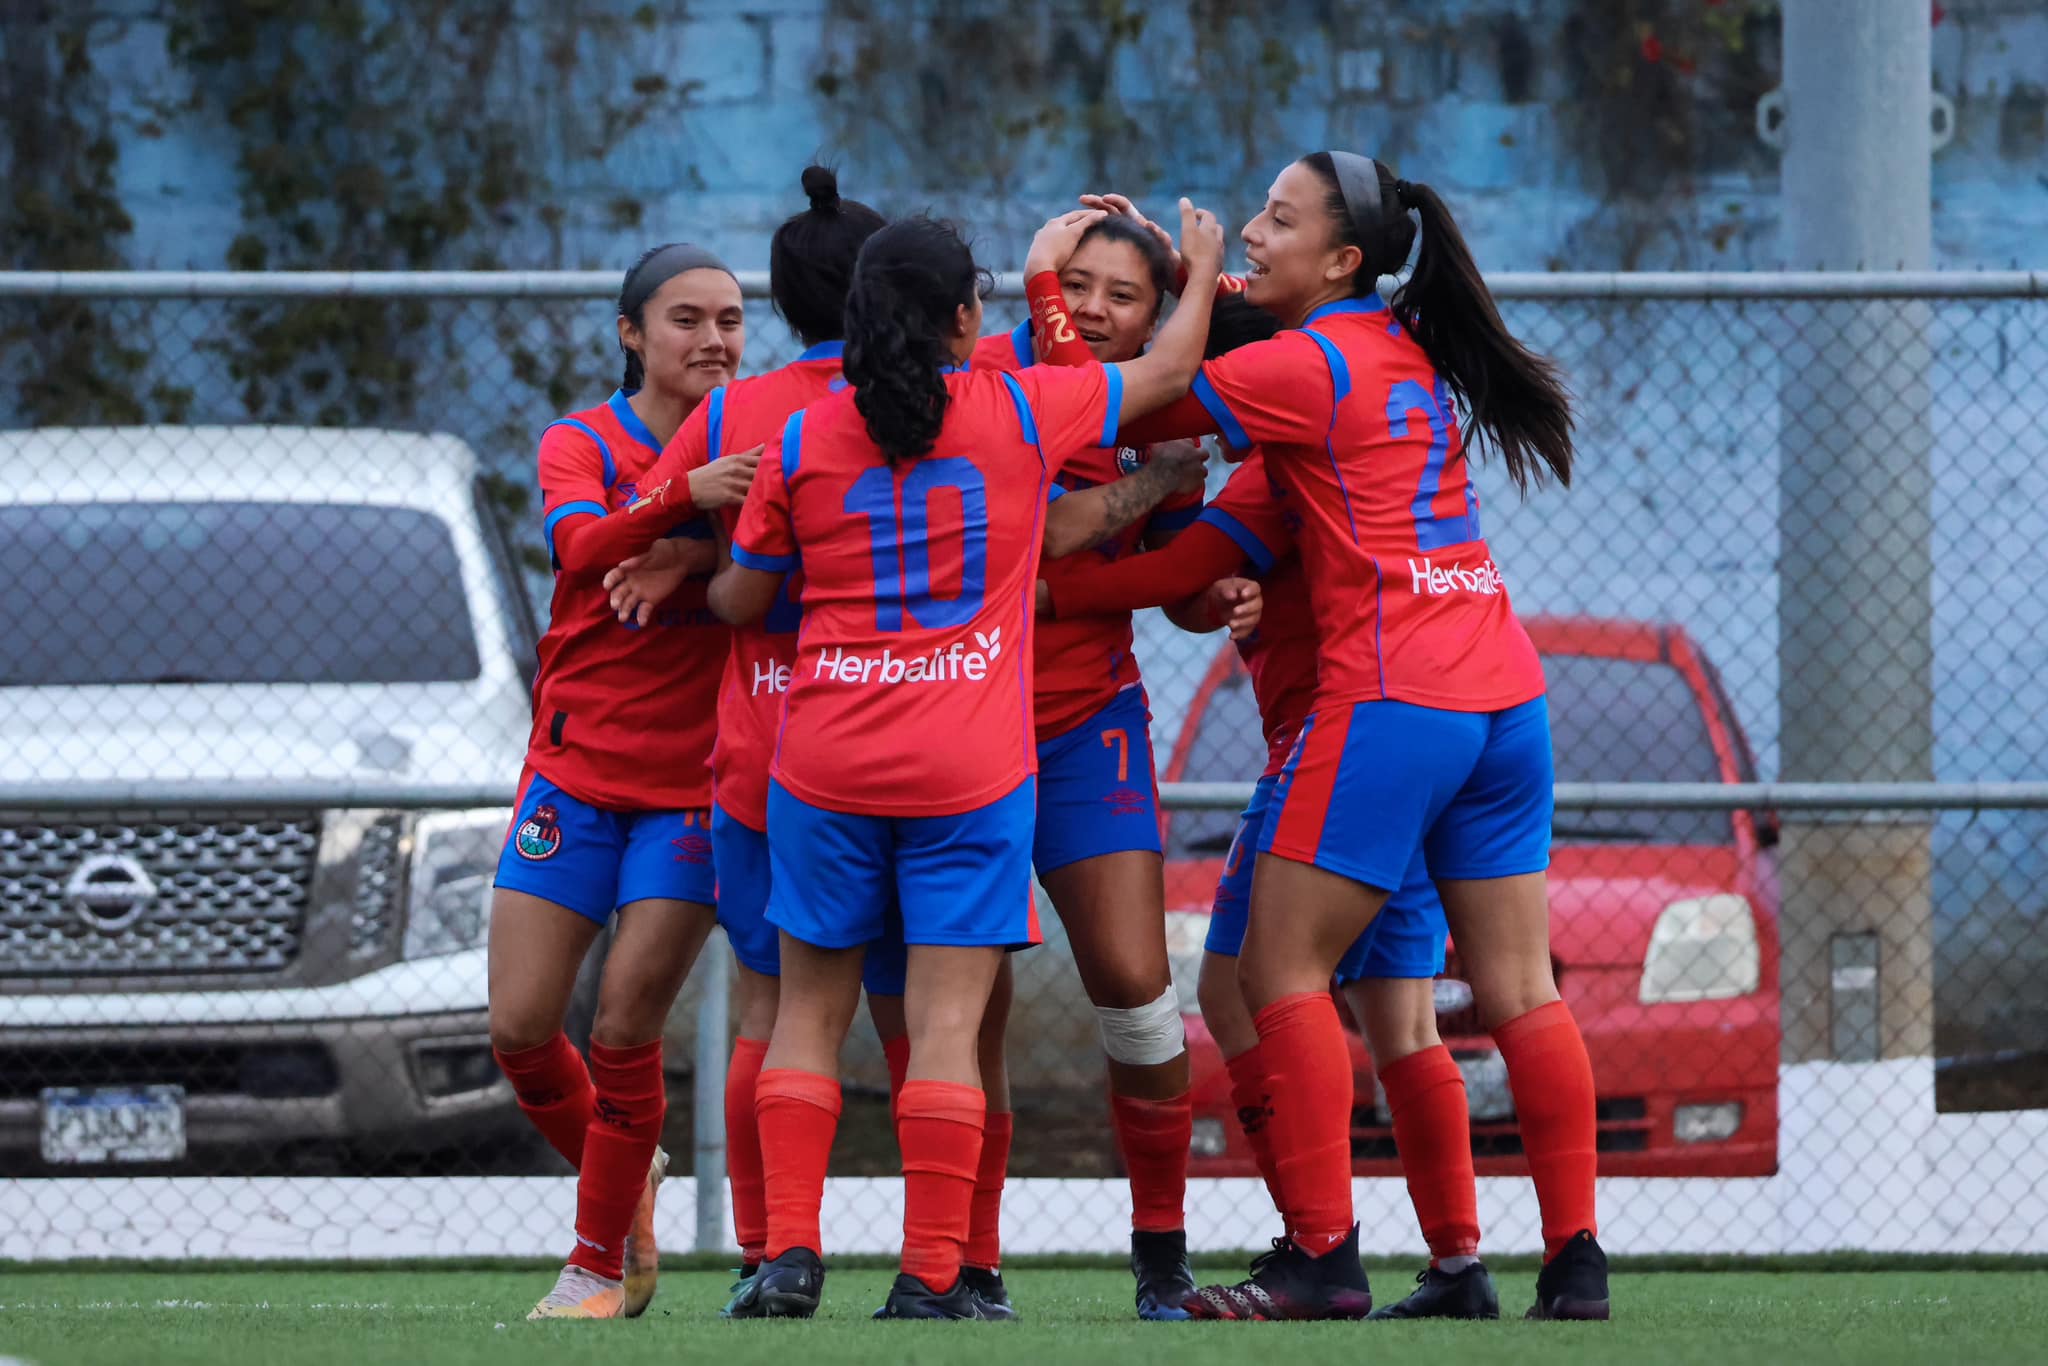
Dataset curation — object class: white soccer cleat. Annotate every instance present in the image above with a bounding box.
[527,1263,626,1320]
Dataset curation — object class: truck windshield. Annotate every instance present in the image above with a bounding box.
[0,502,482,685]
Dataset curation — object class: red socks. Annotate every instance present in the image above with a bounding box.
[1378,1045,1481,1262]
[567,1038,666,1281]
[1253,992,1355,1255]
[965,1109,1014,1270]
[1493,1001,1599,1260]
[725,1036,771,1262]
[756,1068,843,1259]
[882,1033,912,1115]
[1224,1044,1288,1232]
[494,1033,593,1169]
[1109,1091,1192,1233]
[897,1079,986,1292]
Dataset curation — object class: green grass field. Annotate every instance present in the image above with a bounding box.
[1,1264,2041,1366]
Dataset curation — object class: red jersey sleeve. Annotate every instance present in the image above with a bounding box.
[971,317,1038,373]
[1196,449,1296,572]
[1043,519,1248,619]
[730,419,797,573]
[1190,331,1337,452]
[538,422,616,575]
[1016,362,1120,469]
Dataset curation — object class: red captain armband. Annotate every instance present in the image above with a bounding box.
[1026,271,1094,368]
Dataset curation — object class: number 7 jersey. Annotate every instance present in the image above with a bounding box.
[1191,295,1545,714]
[731,362,1123,818]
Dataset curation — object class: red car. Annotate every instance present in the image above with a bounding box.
[1161,615,1781,1178]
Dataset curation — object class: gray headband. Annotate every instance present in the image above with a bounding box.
[619,242,735,320]
[1327,151,1387,241]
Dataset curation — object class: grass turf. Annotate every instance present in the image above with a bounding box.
[0,1266,2040,1366]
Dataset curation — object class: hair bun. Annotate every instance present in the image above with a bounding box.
[801,165,841,212]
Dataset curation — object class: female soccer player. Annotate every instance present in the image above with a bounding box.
[1116,155,1606,1322]
[708,203,1225,1321]
[486,243,744,1321]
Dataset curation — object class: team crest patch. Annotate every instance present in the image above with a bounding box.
[515,804,563,861]
[1115,445,1146,475]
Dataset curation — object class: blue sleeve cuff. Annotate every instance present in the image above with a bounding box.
[1197,506,1277,575]
[1100,363,1124,449]
[542,500,607,570]
[1148,501,1202,535]
[1045,483,1067,503]
[1191,371,1252,452]
[731,542,797,573]
[1010,319,1034,369]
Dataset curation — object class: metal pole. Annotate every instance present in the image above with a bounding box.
[693,931,733,1255]
[1777,0,1936,1062]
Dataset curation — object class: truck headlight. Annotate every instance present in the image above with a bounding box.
[403,808,505,960]
[1164,911,1212,1016]
[1639,894,1760,1004]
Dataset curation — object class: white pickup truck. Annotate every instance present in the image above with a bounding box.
[0,427,546,1173]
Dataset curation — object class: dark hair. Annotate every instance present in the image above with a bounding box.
[842,216,991,466]
[1071,214,1174,319]
[1205,294,1283,358]
[770,166,888,348]
[618,242,734,389]
[1299,151,1573,492]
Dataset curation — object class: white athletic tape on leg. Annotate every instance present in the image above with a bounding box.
[1096,986,1187,1066]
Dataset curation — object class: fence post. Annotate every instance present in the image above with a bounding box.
[693,931,732,1254]
[1776,0,1936,1062]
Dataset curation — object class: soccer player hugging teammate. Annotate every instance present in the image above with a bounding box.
[591,168,927,1312]
[1119,153,1607,1322]
[706,203,1226,1321]
[488,244,744,1321]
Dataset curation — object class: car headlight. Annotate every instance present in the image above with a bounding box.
[1165,911,1212,1015]
[402,808,506,960]
[1639,894,1761,1004]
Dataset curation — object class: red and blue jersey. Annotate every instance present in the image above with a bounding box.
[643,343,847,831]
[529,390,726,810]
[731,363,1123,818]
[1197,449,1321,777]
[1190,296,1545,713]
[975,300,1203,740]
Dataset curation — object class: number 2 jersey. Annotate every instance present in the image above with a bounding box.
[1188,295,1545,713]
[731,362,1122,818]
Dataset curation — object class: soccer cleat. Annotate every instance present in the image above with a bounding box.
[873,1271,1010,1320]
[718,1257,764,1320]
[526,1263,625,1320]
[723,1247,825,1319]
[1367,1262,1501,1320]
[960,1265,1017,1320]
[1130,1229,1197,1321]
[1185,1226,1373,1322]
[619,1147,669,1318]
[1527,1229,1610,1321]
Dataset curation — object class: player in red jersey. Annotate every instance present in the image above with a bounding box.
[1113,157,1604,1321]
[1043,298,1496,1319]
[486,243,744,1322]
[710,205,1225,1321]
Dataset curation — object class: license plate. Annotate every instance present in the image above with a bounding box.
[1459,1052,1514,1122]
[40,1086,186,1164]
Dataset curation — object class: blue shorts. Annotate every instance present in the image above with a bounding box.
[494,768,716,925]
[1260,696,1553,890]
[765,778,1041,952]
[1210,775,1447,982]
[1034,687,1162,875]
[712,802,909,996]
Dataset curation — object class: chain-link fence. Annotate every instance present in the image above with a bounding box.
[2,271,2045,1261]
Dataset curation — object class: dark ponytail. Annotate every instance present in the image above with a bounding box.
[770,165,888,347]
[617,241,735,389]
[1300,152,1573,492]
[842,216,991,466]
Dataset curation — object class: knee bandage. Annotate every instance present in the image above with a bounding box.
[1095,987,1187,1066]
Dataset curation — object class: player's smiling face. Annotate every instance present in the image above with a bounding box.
[1059,236,1159,364]
[628,268,745,405]
[1240,160,1360,326]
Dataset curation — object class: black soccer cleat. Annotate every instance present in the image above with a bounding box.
[1367,1262,1501,1320]
[723,1247,824,1319]
[1131,1229,1197,1321]
[1184,1226,1373,1321]
[960,1265,1017,1320]
[717,1257,764,1319]
[873,1271,1010,1321]
[1526,1230,1610,1321]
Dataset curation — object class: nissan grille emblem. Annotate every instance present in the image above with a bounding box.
[1433,978,1476,1015]
[64,854,158,932]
